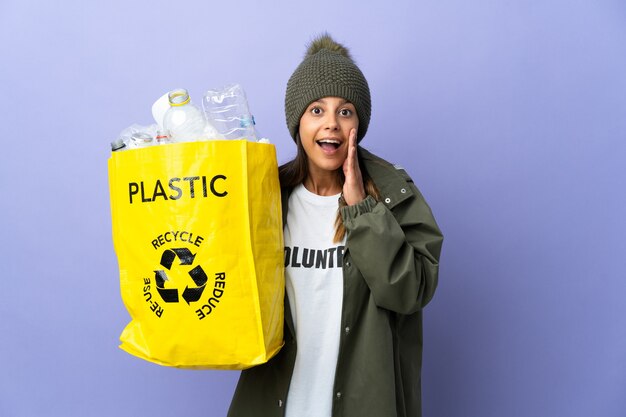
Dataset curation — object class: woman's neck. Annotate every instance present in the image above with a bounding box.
[303,169,342,196]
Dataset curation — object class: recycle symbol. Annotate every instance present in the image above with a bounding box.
[154,248,207,304]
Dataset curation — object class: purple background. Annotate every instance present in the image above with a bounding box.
[1,1,625,416]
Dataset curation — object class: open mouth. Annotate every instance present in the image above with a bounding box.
[316,138,342,151]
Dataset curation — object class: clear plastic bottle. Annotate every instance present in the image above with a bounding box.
[163,89,211,142]
[115,124,159,150]
[202,84,258,141]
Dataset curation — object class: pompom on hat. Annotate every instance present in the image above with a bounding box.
[285,33,371,143]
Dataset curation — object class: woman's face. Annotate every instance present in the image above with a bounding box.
[298,97,359,175]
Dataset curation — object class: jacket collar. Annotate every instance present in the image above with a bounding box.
[359,147,414,209]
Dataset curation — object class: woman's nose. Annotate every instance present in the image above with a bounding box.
[324,114,339,130]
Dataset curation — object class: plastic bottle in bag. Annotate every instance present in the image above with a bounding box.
[112,124,158,151]
[163,89,213,142]
[202,84,258,141]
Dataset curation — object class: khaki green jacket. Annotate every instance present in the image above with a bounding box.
[228,148,443,417]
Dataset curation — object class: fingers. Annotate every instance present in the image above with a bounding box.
[350,128,359,174]
[350,128,357,150]
[348,128,357,170]
[342,128,365,205]
[343,129,356,172]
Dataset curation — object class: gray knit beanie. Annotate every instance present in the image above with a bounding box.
[285,33,371,142]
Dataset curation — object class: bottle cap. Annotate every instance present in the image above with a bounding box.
[156,129,170,138]
[131,132,153,144]
[111,138,126,151]
[168,89,191,107]
[155,129,171,143]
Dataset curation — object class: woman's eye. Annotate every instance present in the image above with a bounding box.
[339,109,353,116]
[311,107,322,115]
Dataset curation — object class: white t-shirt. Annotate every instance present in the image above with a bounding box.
[283,184,345,417]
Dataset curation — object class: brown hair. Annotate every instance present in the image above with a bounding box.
[279,134,380,243]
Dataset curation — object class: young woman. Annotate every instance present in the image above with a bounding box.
[228,34,443,417]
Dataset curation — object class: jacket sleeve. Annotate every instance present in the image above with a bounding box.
[340,182,443,314]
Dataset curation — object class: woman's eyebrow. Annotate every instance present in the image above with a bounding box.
[314,98,350,105]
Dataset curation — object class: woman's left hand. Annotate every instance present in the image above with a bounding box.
[342,128,366,205]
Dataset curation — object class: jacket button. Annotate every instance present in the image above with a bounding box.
[345,326,350,334]
[278,399,283,407]
[400,188,407,194]
[336,392,342,399]
[384,197,391,204]
[345,261,351,267]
